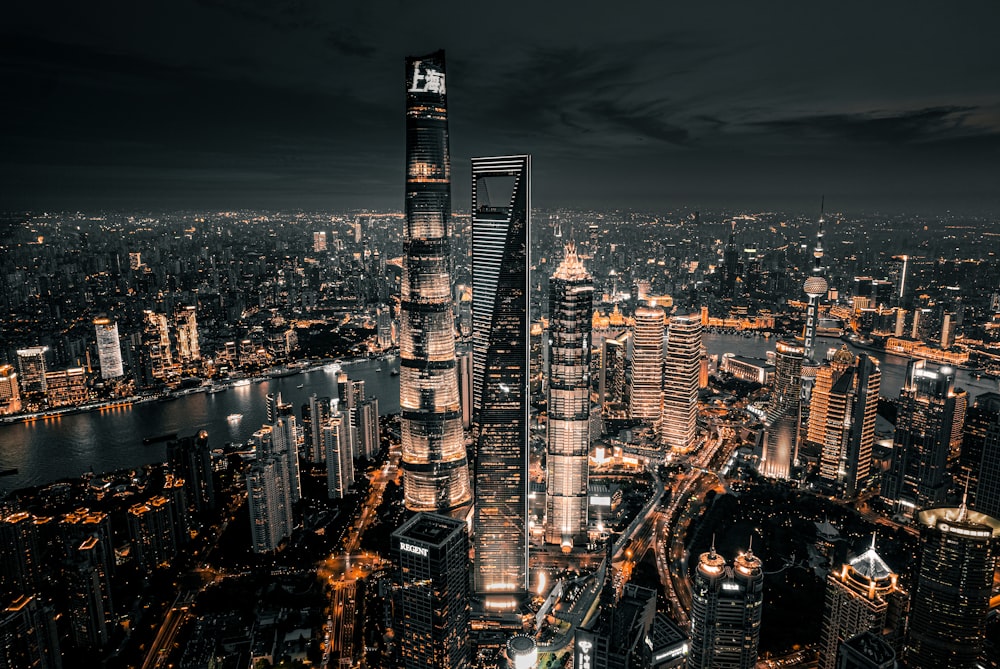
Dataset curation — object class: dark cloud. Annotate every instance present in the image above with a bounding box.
[750,106,984,145]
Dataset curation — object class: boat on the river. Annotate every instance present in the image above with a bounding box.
[142,432,178,445]
[0,467,18,477]
[227,413,242,423]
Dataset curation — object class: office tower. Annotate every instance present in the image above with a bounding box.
[247,455,294,553]
[456,346,473,429]
[836,632,896,669]
[356,398,380,460]
[142,310,173,381]
[93,317,124,380]
[400,51,471,514]
[959,392,1000,509]
[629,305,665,423]
[545,242,593,549]
[688,543,764,669]
[0,364,19,415]
[0,512,41,595]
[721,221,738,298]
[600,330,630,416]
[325,405,354,500]
[305,394,332,463]
[818,539,906,669]
[392,513,470,669]
[471,154,531,603]
[174,305,200,363]
[888,255,909,309]
[127,496,178,570]
[760,340,804,480]
[661,315,701,454]
[377,304,393,349]
[15,346,48,394]
[882,361,967,513]
[810,350,881,498]
[0,594,62,669]
[575,583,657,669]
[905,505,1000,668]
[166,431,216,514]
[313,231,327,252]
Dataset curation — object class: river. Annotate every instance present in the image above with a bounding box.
[0,358,400,493]
[2,335,997,494]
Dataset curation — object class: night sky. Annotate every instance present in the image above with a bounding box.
[2,1,998,214]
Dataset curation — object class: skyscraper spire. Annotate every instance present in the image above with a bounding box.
[802,199,829,362]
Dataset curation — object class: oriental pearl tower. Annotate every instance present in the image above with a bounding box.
[800,199,829,406]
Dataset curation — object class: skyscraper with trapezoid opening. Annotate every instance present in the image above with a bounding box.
[399,51,472,514]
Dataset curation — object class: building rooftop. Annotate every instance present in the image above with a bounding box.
[394,512,464,547]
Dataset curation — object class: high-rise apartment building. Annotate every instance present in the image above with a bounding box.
[688,543,764,669]
[629,305,664,423]
[247,455,294,553]
[399,51,472,514]
[545,242,593,548]
[818,540,906,669]
[173,305,200,364]
[142,310,174,382]
[471,154,531,604]
[0,594,62,669]
[760,339,804,480]
[810,349,881,498]
[325,404,354,500]
[305,394,332,464]
[93,317,124,380]
[15,346,48,394]
[392,513,470,669]
[882,361,967,513]
[127,496,178,570]
[166,431,216,515]
[905,505,1000,668]
[661,315,701,454]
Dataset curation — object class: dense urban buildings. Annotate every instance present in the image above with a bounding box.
[398,50,472,514]
[544,242,594,548]
[905,505,1000,668]
[470,154,531,604]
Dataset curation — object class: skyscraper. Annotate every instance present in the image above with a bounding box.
[959,391,1000,510]
[325,403,354,500]
[15,346,48,394]
[141,310,174,382]
[471,154,531,603]
[545,242,593,549]
[974,402,1000,519]
[905,505,1000,668]
[760,339,804,480]
[881,361,967,513]
[173,305,200,364]
[661,315,701,454]
[629,305,665,423]
[392,513,470,669]
[818,539,906,669]
[247,456,294,553]
[688,542,764,669]
[399,51,472,514]
[809,349,881,498]
[93,317,124,380]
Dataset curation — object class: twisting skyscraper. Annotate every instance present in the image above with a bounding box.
[545,242,593,549]
[661,315,702,454]
[400,51,472,513]
[471,154,531,604]
[629,305,665,424]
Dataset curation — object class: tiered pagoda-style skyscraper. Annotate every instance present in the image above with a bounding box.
[399,51,472,514]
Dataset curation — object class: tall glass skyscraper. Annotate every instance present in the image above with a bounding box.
[629,305,665,423]
[661,315,702,454]
[545,242,593,549]
[471,154,531,604]
[93,317,124,380]
[400,51,472,514]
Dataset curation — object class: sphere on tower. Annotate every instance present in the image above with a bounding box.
[803,275,828,298]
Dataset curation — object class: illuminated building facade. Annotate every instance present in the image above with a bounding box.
[545,242,593,548]
[0,594,61,669]
[0,365,21,415]
[399,50,472,514]
[142,310,174,381]
[246,455,294,553]
[760,340,804,480]
[471,154,531,602]
[661,315,701,453]
[93,318,124,380]
[43,368,88,408]
[325,404,354,500]
[959,392,1000,512]
[15,346,48,394]
[810,349,881,498]
[173,305,200,363]
[881,360,967,513]
[629,305,664,423]
[575,583,657,669]
[818,540,906,669]
[905,505,1000,668]
[688,543,764,669]
[392,513,470,669]
[127,496,178,570]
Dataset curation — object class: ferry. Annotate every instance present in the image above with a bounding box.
[296,384,304,389]
[390,368,399,377]
[207,384,227,394]
[227,413,243,423]
[231,379,251,388]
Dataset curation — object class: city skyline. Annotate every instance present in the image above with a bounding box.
[2,2,999,214]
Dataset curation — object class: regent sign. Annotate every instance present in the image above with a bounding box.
[400,541,429,557]
[409,61,446,95]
